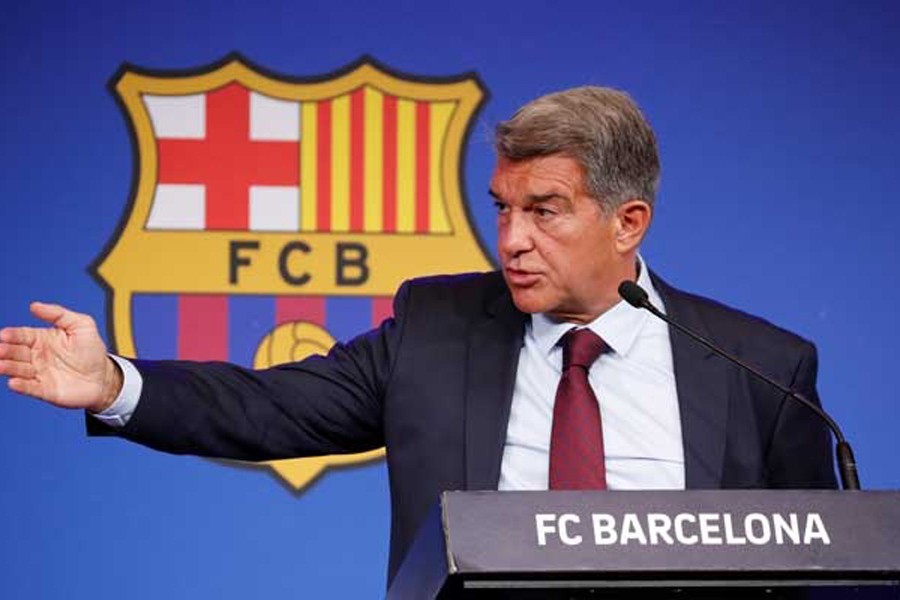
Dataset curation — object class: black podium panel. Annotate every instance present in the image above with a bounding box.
[388,490,900,599]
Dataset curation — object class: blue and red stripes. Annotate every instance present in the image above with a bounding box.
[130,294,394,363]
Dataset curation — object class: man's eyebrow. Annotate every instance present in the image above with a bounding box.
[487,190,568,203]
[526,192,567,203]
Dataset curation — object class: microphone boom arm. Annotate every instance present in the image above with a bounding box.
[618,280,860,491]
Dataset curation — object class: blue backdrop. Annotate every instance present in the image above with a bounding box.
[2,1,898,597]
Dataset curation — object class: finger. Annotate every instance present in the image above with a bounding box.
[30,302,71,327]
[30,302,92,331]
[0,359,37,379]
[0,343,32,363]
[8,377,44,399]
[0,327,38,347]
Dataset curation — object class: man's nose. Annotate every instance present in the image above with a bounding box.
[499,211,534,257]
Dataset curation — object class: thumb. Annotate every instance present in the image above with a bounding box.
[29,302,90,332]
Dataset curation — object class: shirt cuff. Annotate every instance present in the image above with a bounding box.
[89,355,143,428]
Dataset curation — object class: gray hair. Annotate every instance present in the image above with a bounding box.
[494,86,660,213]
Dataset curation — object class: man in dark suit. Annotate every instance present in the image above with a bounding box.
[0,86,836,583]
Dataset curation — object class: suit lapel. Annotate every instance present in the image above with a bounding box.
[652,273,730,489]
[464,279,527,490]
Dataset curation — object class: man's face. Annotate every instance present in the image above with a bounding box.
[491,154,624,323]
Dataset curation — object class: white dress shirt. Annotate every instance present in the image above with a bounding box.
[94,258,685,491]
[497,256,685,490]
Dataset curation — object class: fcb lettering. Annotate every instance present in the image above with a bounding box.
[227,239,369,287]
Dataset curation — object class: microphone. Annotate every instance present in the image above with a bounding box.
[618,280,860,491]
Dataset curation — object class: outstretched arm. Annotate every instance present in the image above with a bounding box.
[5,283,410,462]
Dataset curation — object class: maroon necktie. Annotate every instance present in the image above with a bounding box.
[549,328,609,490]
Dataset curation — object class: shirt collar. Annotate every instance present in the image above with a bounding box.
[530,255,657,358]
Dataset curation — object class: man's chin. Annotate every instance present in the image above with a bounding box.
[507,288,552,315]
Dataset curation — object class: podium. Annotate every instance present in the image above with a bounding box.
[388,490,900,599]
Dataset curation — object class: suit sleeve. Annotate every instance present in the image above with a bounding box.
[87,282,412,461]
[765,342,838,489]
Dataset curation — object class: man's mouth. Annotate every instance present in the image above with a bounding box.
[504,267,541,286]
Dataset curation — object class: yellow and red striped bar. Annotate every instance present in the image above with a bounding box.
[300,86,452,234]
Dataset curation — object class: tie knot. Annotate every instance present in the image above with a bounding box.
[561,328,607,370]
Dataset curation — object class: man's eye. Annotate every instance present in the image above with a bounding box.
[494,201,509,214]
[535,207,555,218]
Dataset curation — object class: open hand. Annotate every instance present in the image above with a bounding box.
[0,303,121,413]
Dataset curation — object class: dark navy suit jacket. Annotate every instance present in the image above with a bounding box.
[92,271,837,582]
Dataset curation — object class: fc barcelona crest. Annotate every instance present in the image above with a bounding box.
[91,54,492,491]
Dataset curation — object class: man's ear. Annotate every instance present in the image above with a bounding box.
[614,200,652,253]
